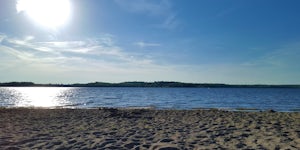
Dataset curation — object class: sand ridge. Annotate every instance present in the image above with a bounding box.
[0,108,299,149]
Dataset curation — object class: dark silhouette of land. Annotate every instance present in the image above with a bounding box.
[0,81,299,88]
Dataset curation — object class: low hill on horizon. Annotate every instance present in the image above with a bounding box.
[0,81,299,88]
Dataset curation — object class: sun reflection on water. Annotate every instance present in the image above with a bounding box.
[10,87,72,107]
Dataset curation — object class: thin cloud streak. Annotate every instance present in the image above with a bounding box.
[114,0,179,30]
[134,41,161,48]
[114,0,172,16]
[242,42,300,69]
[158,14,180,30]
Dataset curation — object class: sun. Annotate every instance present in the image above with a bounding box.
[17,0,71,28]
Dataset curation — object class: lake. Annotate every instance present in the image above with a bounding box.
[0,87,300,112]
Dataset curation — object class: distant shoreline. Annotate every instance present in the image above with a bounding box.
[0,81,300,88]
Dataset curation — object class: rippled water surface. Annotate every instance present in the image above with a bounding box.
[0,87,300,111]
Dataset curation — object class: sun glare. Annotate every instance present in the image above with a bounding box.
[12,87,70,107]
[17,0,71,28]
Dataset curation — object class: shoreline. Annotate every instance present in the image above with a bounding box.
[1,106,300,112]
[1,108,299,149]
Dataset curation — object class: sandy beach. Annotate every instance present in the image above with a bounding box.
[0,108,299,150]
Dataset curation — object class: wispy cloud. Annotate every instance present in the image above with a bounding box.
[0,33,202,83]
[0,34,184,83]
[0,34,157,72]
[0,34,6,43]
[24,35,35,41]
[263,43,300,68]
[134,41,161,48]
[2,33,298,84]
[243,42,300,69]
[158,14,180,30]
[114,0,179,30]
[114,0,172,16]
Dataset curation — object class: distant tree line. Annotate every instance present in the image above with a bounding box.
[0,81,300,88]
[0,82,35,86]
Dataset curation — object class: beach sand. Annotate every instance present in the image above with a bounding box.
[0,108,299,150]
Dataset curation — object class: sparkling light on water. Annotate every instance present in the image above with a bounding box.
[1,87,300,111]
[5,87,72,107]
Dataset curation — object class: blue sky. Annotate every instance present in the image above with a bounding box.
[0,0,300,84]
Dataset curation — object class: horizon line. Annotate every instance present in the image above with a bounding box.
[0,81,300,86]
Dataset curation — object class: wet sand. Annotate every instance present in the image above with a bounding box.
[0,108,299,149]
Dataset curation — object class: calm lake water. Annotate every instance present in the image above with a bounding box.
[0,87,300,111]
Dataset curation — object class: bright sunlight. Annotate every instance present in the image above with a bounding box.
[12,87,71,107]
[17,0,71,28]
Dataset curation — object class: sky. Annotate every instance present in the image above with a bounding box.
[0,0,300,84]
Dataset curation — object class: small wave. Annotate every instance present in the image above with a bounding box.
[289,108,300,112]
[62,100,94,107]
[235,107,260,111]
[118,105,157,110]
[103,97,120,100]
[4,103,15,106]
[64,103,84,107]
[85,100,94,105]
